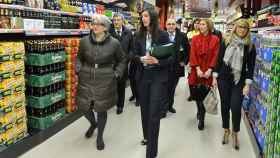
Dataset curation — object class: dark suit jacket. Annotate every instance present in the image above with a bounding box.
[133,30,173,83]
[110,26,134,80]
[170,29,190,77]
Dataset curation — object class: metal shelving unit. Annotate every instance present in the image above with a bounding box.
[0,29,90,36]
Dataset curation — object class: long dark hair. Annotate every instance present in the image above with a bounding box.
[138,8,160,41]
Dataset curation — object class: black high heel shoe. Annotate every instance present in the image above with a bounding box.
[232,132,240,150]
[222,129,230,145]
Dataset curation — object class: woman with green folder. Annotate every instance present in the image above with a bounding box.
[132,7,174,158]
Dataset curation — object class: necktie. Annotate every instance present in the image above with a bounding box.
[117,30,121,37]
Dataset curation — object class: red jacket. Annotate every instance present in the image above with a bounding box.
[188,33,220,87]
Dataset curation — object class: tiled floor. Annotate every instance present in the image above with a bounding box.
[20,78,257,158]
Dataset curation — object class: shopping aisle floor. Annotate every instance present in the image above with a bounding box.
[20,78,256,158]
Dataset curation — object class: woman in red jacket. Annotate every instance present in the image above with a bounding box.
[188,19,220,130]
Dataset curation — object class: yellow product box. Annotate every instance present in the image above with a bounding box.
[0,61,15,74]
[13,60,25,76]
[0,95,14,112]
[16,121,27,141]
[2,113,16,130]
[13,77,25,94]
[0,132,4,145]
[12,42,25,55]
[15,109,27,125]
[0,78,15,91]
[3,128,17,145]
[0,42,14,56]
[13,93,25,110]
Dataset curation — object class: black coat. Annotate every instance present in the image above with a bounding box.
[110,26,134,80]
[133,30,173,83]
[76,32,127,112]
[170,29,190,77]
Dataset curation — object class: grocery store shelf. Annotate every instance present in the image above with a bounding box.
[0,29,24,34]
[25,29,90,36]
[0,29,90,36]
[0,3,90,17]
[0,110,83,158]
[251,26,280,32]
[243,111,263,158]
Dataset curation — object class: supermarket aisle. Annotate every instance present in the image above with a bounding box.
[20,78,256,158]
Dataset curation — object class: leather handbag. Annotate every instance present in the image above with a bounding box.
[203,87,219,115]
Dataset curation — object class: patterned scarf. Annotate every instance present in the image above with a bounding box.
[223,35,245,84]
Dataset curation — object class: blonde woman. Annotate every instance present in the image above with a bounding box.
[213,19,256,150]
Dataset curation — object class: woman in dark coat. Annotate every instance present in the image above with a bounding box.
[188,19,220,131]
[213,19,256,150]
[76,14,126,150]
[133,8,173,158]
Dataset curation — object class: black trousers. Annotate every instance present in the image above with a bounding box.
[167,73,179,110]
[138,70,168,158]
[129,77,137,99]
[117,79,126,109]
[218,79,244,132]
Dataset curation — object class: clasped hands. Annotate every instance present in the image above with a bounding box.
[140,54,159,65]
[196,67,212,79]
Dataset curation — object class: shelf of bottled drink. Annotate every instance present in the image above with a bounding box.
[0,29,90,36]
[0,3,91,18]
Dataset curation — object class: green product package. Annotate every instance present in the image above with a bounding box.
[26,51,66,66]
[27,89,65,109]
[26,71,65,87]
[28,108,65,130]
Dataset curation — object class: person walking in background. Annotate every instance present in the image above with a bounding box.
[133,8,173,158]
[110,13,134,114]
[187,18,200,41]
[186,18,201,102]
[188,19,220,131]
[161,17,190,118]
[76,14,126,150]
[213,19,256,150]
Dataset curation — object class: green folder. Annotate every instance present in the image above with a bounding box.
[151,43,176,59]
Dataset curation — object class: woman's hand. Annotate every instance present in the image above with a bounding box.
[243,84,250,96]
[212,77,218,88]
[204,68,212,79]
[141,55,159,65]
[196,67,204,78]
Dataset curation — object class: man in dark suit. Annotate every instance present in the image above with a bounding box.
[161,18,190,118]
[111,13,134,114]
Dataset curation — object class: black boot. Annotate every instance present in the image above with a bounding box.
[197,102,205,131]
[85,124,97,138]
[198,118,205,131]
[96,112,107,150]
[84,107,97,138]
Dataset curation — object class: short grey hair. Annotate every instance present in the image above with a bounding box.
[113,12,124,20]
[92,14,112,30]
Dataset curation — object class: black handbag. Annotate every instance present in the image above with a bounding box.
[189,84,210,101]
